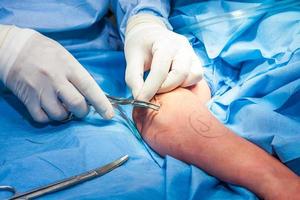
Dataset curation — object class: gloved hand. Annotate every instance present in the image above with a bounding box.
[124,14,203,101]
[0,25,114,123]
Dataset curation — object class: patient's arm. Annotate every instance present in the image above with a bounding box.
[133,80,300,200]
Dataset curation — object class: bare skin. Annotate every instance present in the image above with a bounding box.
[133,80,300,200]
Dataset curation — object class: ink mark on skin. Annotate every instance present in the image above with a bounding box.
[189,111,223,138]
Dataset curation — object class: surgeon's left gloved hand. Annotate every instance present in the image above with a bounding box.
[0,25,114,123]
[124,14,203,101]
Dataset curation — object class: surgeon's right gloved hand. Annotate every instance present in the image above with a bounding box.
[124,14,203,101]
[0,25,114,123]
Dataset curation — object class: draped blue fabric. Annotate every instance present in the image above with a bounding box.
[169,0,300,177]
[0,0,299,199]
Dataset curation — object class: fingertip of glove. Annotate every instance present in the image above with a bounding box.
[136,93,152,102]
[102,109,114,119]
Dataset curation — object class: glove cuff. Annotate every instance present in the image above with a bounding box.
[125,14,167,36]
[0,25,35,84]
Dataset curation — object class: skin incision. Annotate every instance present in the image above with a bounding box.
[189,110,226,138]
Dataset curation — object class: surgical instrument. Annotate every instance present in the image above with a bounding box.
[0,155,129,200]
[62,94,160,123]
[62,94,159,141]
[106,94,160,111]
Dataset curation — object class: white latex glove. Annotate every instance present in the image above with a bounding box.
[124,14,203,101]
[0,25,114,123]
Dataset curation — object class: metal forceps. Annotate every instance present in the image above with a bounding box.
[64,94,160,122]
[106,94,160,111]
[0,155,129,200]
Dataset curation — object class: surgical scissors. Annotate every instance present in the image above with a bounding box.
[0,155,129,200]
